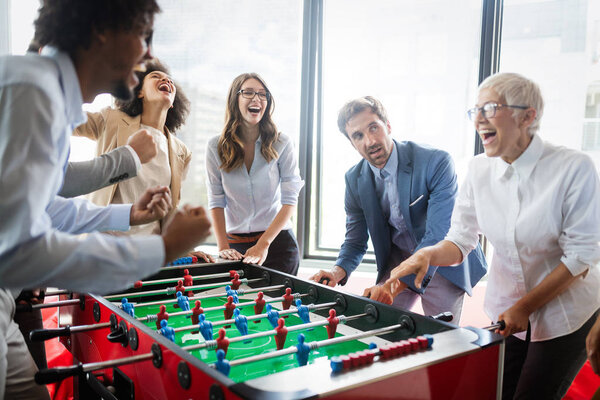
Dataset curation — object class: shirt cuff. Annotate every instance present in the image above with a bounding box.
[124,145,142,171]
[131,235,166,272]
[561,255,592,277]
[108,204,132,231]
[445,236,469,263]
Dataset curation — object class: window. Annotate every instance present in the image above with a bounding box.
[500,0,600,171]
[153,1,304,244]
[307,0,484,260]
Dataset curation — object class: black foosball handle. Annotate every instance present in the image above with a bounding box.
[429,312,453,322]
[30,326,71,342]
[483,320,506,331]
[35,364,83,384]
[319,277,331,285]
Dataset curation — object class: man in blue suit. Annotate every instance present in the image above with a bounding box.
[310,96,487,323]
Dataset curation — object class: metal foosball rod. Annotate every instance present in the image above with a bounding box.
[35,347,160,384]
[105,277,264,301]
[226,322,408,368]
[181,311,366,353]
[124,284,286,308]
[132,270,245,289]
[173,301,338,334]
[15,298,81,312]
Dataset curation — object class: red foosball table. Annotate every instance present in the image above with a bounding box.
[33,260,504,399]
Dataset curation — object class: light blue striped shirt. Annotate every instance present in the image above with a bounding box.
[206,133,304,233]
[369,142,416,258]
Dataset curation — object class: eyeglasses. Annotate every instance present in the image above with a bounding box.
[467,102,528,121]
[237,89,270,101]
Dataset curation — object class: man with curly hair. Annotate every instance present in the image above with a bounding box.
[0,1,212,398]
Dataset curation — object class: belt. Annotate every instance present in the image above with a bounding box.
[227,232,264,244]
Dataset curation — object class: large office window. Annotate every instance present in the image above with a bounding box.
[500,0,600,171]
[152,1,304,222]
[307,0,484,259]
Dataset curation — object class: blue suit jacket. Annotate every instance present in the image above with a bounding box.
[335,140,487,295]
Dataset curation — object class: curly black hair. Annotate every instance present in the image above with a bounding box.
[34,0,160,57]
[115,59,191,133]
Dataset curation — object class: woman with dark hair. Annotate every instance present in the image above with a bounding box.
[206,73,304,275]
[74,59,213,262]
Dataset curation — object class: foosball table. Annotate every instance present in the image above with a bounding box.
[32,259,504,399]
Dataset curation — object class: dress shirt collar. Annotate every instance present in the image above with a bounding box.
[493,134,543,181]
[40,46,86,128]
[369,141,398,179]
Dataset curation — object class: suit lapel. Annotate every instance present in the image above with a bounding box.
[117,113,140,147]
[357,161,391,273]
[395,140,415,236]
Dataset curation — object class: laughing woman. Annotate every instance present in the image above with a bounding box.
[206,73,304,275]
[73,58,214,262]
[381,73,600,399]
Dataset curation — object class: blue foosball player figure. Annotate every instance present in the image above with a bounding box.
[215,349,230,376]
[233,308,248,336]
[121,298,135,318]
[225,285,239,304]
[176,291,190,311]
[198,313,213,341]
[266,304,280,329]
[295,333,311,366]
[159,319,175,342]
[295,299,310,324]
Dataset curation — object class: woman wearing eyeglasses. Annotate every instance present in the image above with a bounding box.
[205,73,304,274]
[377,72,600,399]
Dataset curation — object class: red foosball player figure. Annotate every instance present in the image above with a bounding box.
[216,328,230,356]
[326,309,339,339]
[274,318,288,350]
[182,269,194,297]
[156,304,169,329]
[254,292,266,315]
[282,287,294,310]
[191,300,204,324]
[224,296,236,320]
[230,273,242,290]
[174,280,185,298]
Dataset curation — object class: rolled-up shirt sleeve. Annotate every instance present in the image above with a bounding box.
[277,137,304,206]
[205,139,226,209]
[558,155,600,276]
[445,169,481,262]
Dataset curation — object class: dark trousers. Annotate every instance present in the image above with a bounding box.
[229,229,299,276]
[14,309,47,370]
[502,311,598,400]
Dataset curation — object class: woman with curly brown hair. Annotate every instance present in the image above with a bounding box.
[206,73,304,274]
[73,59,214,262]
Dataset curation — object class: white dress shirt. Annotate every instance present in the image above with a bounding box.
[0,47,164,294]
[446,134,600,341]
[206,133,304,233]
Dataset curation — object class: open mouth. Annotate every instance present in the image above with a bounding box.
[479,130,497,145]
[248,106,261,114]
[368,146,382,156]
[158,82,172,93]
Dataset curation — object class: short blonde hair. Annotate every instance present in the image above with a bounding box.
[479,72,544,135]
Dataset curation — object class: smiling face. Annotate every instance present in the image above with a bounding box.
[237,78,268,127]
[345,109,393,169]
[138,70,176,108]
[474,88,535,164]
[98,27,153,101]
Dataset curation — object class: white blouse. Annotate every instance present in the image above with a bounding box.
[205,133,304,234]
[446,134,600,341]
